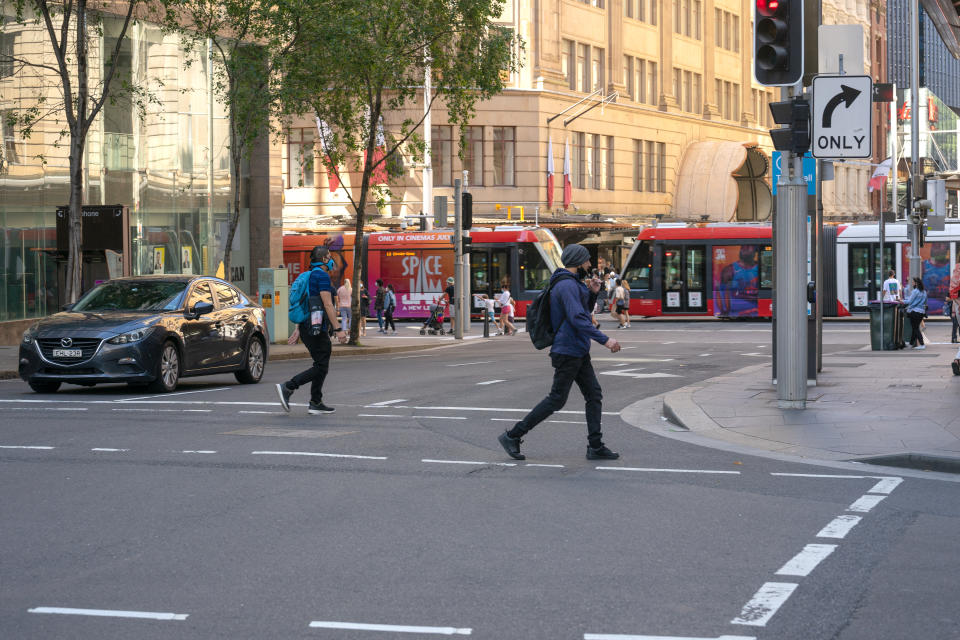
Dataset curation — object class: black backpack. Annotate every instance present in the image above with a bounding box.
[527,279,561,350]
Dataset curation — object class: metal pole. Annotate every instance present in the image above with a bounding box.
[423,64,433,230]
[890,87,898,217]
[207,38,215,275]
[815,159,823,373]
[909,0,921,280]
[454,178,463,340]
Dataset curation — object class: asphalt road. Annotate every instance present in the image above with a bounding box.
[2,322,959,640]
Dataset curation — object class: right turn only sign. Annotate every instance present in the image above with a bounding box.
[811,75,873,159]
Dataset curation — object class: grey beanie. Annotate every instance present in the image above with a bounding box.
[561,243,590,267]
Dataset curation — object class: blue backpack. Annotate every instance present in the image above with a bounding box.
[288,271,312,324]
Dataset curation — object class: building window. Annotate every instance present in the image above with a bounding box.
[676,0,700,38]
[625,0,633,19]
[1,110,20,167]
[625,56,634,100]
[606,136,615,191]
[463,126,483,186]
[634,139,643,191]
[585,134,595,189]
[572,132,585,189]
[674,68,701,114]
[647,61,657,106]
[492,126,515,186]
[648,0,657,25]
[0,33,14,79]
[635,140,667,193]
[577,43,589,92]
[716,10,740,52]
[563,39,575,90]
[657,142,666,192]
[591,47,605,91]
[287,128,315,188]
[591,135,609,190]
[432,125,452,186]
[579,0,604,7]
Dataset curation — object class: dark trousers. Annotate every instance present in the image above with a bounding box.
[289,326,332,404]
[384,308,396,331]
[509,352,604,449]
[952,314,959,342]
[908,311,925,346]
[376,309,384,330]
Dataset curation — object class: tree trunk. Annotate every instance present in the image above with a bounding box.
[65,136,85,303]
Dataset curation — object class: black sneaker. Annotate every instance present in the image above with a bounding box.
[308,402,336,415]
[586,445,620,460]
[276,382,293,412]
[498,430,525,460]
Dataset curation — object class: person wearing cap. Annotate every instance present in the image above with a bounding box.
[443,276,456,334]
[498,243,621,461]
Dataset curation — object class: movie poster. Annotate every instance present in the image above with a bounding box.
[712,244,760,318]
[368,249,455,318]
[902,242,952,314]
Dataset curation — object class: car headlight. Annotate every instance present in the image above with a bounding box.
[107,327,152,344]
[22,325,38,344]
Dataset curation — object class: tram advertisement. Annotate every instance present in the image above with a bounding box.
[902,242,951,314]
[367,248,454,318]
[712,244,760,318]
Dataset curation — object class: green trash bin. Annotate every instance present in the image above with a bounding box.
[869,301,900,350]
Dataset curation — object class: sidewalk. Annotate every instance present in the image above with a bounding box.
[624,337,960,475]
[0,326,483,379]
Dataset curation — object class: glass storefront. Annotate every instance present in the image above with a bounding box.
[0,16,247,322]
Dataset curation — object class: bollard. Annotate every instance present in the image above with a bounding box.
[483,307,490,338]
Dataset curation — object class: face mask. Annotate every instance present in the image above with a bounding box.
[576,266,589,280]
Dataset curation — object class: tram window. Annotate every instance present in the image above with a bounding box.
[759,245,773,288]
[520,243,552,290]
[622,241,651,290]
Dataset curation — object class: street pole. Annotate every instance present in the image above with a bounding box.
[423,64,433,231]
[908,0,921,280]
[454,178,463,340]
[776,84,808,409]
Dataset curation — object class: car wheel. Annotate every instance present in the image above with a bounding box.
[28,380,61,393]
[148,340,180,393]
[234,335,265,384]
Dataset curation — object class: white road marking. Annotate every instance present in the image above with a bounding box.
[238,411,277,415]
[600,369,680,379]
[596,467,741,475]
[413,416,467,420]
[663,341,676,344]
[446,361,494,367]
[91,448,129,452]
[526,463,565,468]
[309,620,471,635]
[771,473,868,479]
[476,379,505,385]
[593,357,675,363]
[699,353,712,357]
[869,477,903,494]
[251,451,387,460]
[730,582,798,626]
[739,353,765,357]
[816,515,862,539]
[367,398,407,407]
[421,459,516,467]
[775,544,837,577]
[358,414,405,418]
[847,494,887,513]
[3,406,88,411]
[490,418,516,422]
[113,408,194,413]
[28,607,188,621]
[119,386,231,402]
[182,450,216,454]
[392,354,429,359]
[547,420,587,424]
[585,635,755,640]
[0,445,54,450]
[182,409,212,412]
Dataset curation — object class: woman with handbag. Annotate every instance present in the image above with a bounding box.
[904,277,928,350]
[384,284,397,335]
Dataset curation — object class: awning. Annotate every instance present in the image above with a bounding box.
[673,141,772,222]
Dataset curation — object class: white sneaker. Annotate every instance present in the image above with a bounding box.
[914,345,926,350]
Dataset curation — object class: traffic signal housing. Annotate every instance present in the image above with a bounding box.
[461,192,473,230]
[754,0,804,86]
[768,97,810,155]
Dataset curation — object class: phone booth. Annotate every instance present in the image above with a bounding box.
[258,267,289,343]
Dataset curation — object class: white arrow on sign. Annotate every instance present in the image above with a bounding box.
[599,368,680,379]
[811,74,872,159]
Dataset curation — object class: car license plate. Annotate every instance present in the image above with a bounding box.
[52,348,82,358]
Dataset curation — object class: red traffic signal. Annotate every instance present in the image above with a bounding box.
[756,0,784,15]
[754,0,803,86]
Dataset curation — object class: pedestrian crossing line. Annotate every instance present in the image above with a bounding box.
[816,515,862,539]
[28,606,188,621]
[597,466,741,475]
[774,544,837,577]
[0,445,54,450]
[309,620,471,635]
[476,379,505,385]
[421,458,516,467]
[251,451,387,461]
[847,494,887,513]
[730,582,798,626]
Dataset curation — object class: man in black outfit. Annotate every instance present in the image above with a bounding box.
[498,243,622,461]
[276,246,348,415]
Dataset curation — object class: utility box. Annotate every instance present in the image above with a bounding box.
[258,268,289,344]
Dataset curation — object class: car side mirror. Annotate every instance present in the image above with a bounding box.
[61,303,74,311]
[186,301,214,319]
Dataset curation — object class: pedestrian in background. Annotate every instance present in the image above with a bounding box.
[904,277,927,350]
[359,283,370,337]
[277,245,348,415]
[612,278,628,328]
[498,283,516,336]
[374,279,386,333]
[444,276,456,334]
[337,278,352,333]
[384,284,397,334]
[497,243,621,461]
[881,269,901,303]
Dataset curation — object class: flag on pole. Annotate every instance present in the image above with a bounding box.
[315,117,339,193]
[546,137,555,210]
[868,157,892,192]
[563,138,572,210]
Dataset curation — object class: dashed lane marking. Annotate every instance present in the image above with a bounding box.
[119,386,231,402]
[586,635,755,640]
[309,620,471,635]
[847,494,887,513]
[91,448,129,452]
[357,414,405,418]
[868,477,903,494]
[476,379,505,385]
[182,450,216,454]
[251,450,387,460]
[774,544,837,577]
[730,582,798,626]
[446,361,494,367]
[366,398,407,407]
[0,445,54,450]
[1,407,87,411]
[816,515,862,539]
[413,415,467,420]
[28,607,188,621]
[421,458,516,467]
[597,467,741,475]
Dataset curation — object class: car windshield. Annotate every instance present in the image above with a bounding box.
[72,281,188,312]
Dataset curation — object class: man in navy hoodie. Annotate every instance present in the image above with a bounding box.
[498,243,621,461]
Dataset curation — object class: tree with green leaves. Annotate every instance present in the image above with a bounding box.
[163,0,297,283]
[277,0,520,345]
[2,0,165,303]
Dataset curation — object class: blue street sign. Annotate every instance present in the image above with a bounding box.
[771,151,817,195]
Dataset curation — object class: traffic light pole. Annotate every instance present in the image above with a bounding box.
[454,178,463,340]
[776,85,808,409]
[908,0,922,280]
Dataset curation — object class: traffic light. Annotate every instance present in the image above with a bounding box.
[768,97,810,154]
[754,0,804,86]
[461,192,473,230]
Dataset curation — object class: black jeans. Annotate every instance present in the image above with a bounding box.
[384,307,396,331]
[509,352,604,449]
[908,311,925,346]
[952,313,959,342]
[289,325,332,404]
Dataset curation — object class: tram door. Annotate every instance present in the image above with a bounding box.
[848,243,894,312]
[469,247,511,313]
[661,245,707,313]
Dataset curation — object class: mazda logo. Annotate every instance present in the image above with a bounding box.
[60,337,73,348]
